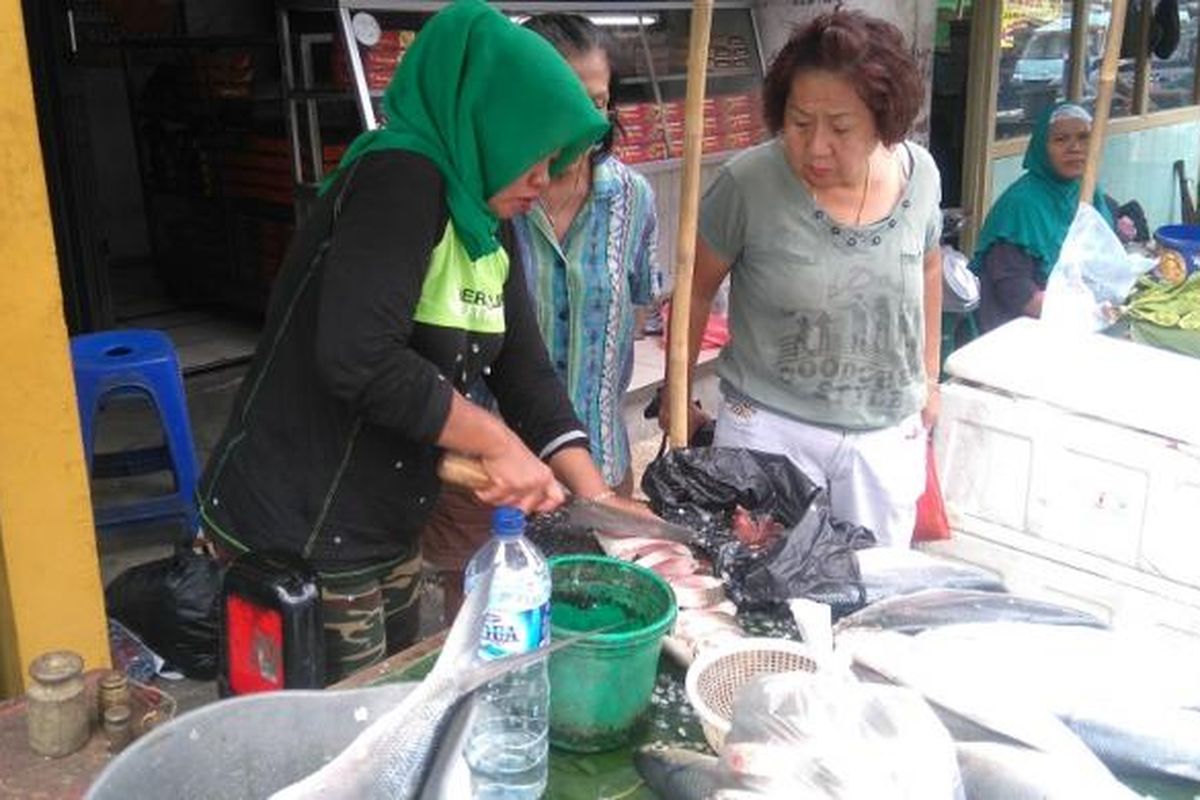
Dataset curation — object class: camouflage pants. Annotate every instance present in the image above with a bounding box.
[320,555,422,684]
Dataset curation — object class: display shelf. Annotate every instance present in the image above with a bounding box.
[115,24,296,314]
[622,68,757,85]
[276,0,767,193]
[630,149,740,175]
[274,0,770,287]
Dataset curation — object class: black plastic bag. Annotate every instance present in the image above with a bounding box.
[641,447,875,611]
[730,504,876,612]
[105,547,222,679]
[641,447,822,532]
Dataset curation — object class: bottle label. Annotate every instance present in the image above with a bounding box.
[478,602,550,660]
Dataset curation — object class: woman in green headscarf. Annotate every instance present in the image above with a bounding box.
[972,102,1115,332]
[197,0,631,682]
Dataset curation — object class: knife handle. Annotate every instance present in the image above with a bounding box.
[437,452,493,490]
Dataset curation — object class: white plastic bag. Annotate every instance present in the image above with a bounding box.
[941,244,980,314]
[1043,204,1155,333]
[716,670,964,799]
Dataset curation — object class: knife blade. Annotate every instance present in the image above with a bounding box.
[436,452,695,545]
[561,497,695,544]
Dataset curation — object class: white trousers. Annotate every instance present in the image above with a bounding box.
[713,396,927,547]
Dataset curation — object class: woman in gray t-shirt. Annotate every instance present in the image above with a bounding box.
[669,10,943,546]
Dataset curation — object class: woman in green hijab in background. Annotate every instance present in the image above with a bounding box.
[197,0,630,682]
[972,102,1116,332]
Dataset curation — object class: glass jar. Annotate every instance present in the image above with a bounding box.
[26,650,90,757]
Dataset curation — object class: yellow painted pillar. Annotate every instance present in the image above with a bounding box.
[0,2,109,699]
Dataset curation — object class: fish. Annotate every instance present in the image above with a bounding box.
[834,588,1108,635]
[955,742,1140,800]
[842,624,1200,786]
[1062,706,1200,784]
[836,628,1112,771]
[713,674,965,799]
[674,608,742,641]
[270,568,580,800]
[855,547,1005,597]
[634,743,722,800]
[730,505,784,549]
[637,547,700,579]
[911,622,1200,712]
[664,608,743,666]
[670,574,727,609]
[597,534,691,562]
[805,547,1005,615]
[594,532,705,582]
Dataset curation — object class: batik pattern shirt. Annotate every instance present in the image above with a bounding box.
[512,155,658,486]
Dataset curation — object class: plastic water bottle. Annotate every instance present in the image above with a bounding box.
[462,507,551,799]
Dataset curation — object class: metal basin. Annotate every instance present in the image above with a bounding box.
[86,684,422,799]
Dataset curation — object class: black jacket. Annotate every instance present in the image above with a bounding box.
[198,151,587,576]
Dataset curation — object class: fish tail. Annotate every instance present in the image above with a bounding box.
[429,566,495,676]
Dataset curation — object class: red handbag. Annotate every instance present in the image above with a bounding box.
[913,437,951,542]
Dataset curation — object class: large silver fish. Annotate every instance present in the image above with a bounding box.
[1062,706,1200,784]
[841,625,1200,787]
[834,588,1107,635]
[956,742,1140,800]
[805,548,1005,613]
[911,622,1200,711]
[271,568,565,800]
[837,629,1110,770]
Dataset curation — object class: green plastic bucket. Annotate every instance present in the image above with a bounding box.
[547,555,677,753]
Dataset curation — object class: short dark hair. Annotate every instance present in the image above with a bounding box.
[763,10,923,146]
[522,13,619,160]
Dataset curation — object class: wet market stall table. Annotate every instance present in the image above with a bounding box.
[333,625,712,800]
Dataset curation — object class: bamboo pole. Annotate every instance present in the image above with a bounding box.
[667,0,714,448]
[1079,0,1128,205]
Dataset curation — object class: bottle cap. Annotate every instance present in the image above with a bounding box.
[492,506,526,538]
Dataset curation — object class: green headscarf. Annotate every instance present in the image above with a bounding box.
[322,0,609,259]
[973,102,1114,281]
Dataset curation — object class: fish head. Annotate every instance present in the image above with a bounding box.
[634,743,722,800]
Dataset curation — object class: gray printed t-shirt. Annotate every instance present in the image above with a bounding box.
[699,139,942,430]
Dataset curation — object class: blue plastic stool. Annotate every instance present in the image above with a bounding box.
[70,330,199,535]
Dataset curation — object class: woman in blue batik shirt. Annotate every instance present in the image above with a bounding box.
[514,12,660,495]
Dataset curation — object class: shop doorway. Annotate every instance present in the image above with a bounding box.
[931,1,975,214]
[22,0,282,373]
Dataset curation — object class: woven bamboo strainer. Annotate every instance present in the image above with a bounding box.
[684,637,822,752]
